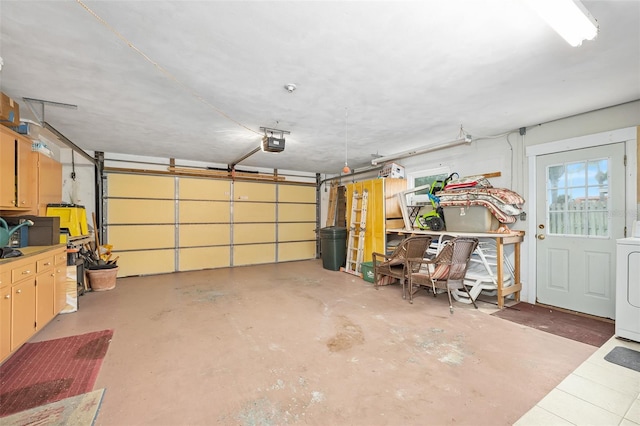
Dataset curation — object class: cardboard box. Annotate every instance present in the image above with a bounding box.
[442,206,499,232]
[8,215,61,246]
[0,92,20,127]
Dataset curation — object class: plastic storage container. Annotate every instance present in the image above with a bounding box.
[442,206,499,232]
[361,261,375,283]
[319,226,347,271]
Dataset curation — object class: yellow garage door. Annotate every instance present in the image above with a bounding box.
[105,172,317,276]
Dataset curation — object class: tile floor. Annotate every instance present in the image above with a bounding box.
[515,336,640,425]
[22,259,637,425]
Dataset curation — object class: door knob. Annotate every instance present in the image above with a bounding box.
[536,234,546,240]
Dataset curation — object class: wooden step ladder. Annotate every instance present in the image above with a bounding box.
[341,189,369,277]
[326,180,338,227]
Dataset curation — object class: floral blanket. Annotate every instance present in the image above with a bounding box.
[436,186,525,224]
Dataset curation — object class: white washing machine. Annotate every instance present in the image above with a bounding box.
[616,237,640,342]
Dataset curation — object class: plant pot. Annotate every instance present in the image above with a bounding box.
[86,266,118,291]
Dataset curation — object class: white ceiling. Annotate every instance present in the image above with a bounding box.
[0,0,638,174]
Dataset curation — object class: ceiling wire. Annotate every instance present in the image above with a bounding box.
[344,108,349,166]
[75,0,261,136]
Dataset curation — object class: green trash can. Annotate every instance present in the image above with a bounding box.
[319,226,347,271]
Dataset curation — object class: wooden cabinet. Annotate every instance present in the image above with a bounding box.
[12,278,36,350]
[54,251,67,314]
[0,126,36,210]
[0,245,66,363]
[345,178,407,262]
[32,153,63,216]
[0,270,11,361]
[0,127,17,208]
[35,255,56,330]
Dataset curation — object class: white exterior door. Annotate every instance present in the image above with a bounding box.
[535,143,626,318]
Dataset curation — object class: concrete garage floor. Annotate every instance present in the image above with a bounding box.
[33,259,596,425]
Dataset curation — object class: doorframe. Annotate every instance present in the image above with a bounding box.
[525,127,638,305]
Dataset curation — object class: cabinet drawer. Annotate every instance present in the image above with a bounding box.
[54,251,67,265]
[37,256,55,273]
[11,262,36,283]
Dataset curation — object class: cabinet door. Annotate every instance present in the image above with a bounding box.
[0,285,11,361]
[36,272,55,330]
[54,265,66,314]
[54,250,67,314]
[37,154,63,215]
[12,279,36,350]
[0,128,16,208]
[16,136,35,208]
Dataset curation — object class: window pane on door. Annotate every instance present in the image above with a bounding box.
[546,157,610,238]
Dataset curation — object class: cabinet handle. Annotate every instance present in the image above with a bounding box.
[16,289,22,294]
[44,262,51,266]
[51,273,55,277]
[4,294,10,299]
[22,270,31,274]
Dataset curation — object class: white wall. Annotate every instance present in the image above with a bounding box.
[58,149,96,228]
[321,100,640,303]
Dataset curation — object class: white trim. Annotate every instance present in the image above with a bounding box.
[526,127,637,157]
[527,126,638,306]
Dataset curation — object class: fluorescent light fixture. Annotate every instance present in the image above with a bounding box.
[371,137,471,166]
[527,0,598,47]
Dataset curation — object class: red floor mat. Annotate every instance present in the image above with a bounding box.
[0,329,113,417]
[491,302,614,347]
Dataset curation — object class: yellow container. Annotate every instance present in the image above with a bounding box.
[46,204,89,236]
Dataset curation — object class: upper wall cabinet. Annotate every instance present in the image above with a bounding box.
[0,126,36,210]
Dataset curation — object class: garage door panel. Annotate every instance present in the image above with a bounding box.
[234,182,276,202]
[108,225,174,250]
[279,242,316,261]
[279,204,315,222]
[115,250,175,277]
[234,203,275,222]
[108,174,174,199]
[179,200,230,223]
[180,224,230,246]
[180,178,230,200]
[234,224,275,244]
[279,185,315,203]
[234,244,275,265]
[179,247,230,271]
[278,223,316,241]
[108,199,175,224]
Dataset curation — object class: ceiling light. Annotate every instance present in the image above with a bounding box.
[527,0,598,47]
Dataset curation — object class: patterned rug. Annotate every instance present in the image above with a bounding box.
[491,302,614,347]
[0,329,113,417]
[0,388,105,426]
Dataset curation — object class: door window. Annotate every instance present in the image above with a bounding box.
[546,157,610,237]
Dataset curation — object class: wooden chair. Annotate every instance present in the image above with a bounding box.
[372,235,432,299]
[406,237,479,312]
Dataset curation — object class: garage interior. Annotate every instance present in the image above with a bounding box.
[1,1,639,425]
